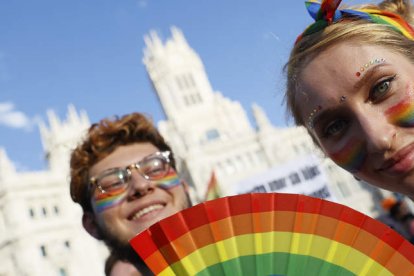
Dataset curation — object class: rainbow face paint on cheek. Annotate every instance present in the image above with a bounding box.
[385,97,414,127]
[92,186,128,213]
[329,139,367,173]
[153,169,180,189]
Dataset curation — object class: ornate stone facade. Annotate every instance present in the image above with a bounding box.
[0,106,107,276]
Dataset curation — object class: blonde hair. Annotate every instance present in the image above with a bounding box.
[285,0,414,128]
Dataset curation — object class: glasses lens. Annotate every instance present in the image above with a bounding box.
[97,169,129,193]
[140,156,169,180]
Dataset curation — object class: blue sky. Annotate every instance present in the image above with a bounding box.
[0,0,367,171]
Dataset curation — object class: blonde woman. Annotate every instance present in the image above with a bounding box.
[286,0,414,198]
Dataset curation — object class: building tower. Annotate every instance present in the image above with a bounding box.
[143,27,270,197]
[143,27,253,155]
[39,104,90,173]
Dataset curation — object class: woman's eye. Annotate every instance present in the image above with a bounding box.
[370,75,395,102]
[323,119,348,138]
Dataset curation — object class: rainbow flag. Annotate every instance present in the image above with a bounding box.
[204,171,221,201]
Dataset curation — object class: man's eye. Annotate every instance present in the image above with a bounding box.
[370,75,396,102]
[109,181,124,188]
[98,170,129,191]
[100,180,124,191]
[145,165,167,179]
[323,119,348,137]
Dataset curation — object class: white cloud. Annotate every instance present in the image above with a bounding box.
[0,102,13,113]
[0,102,35,131]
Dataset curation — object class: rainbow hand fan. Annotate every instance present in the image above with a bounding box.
[130,193,414,275]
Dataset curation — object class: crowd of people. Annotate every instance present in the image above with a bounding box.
[379,194,414,243]
[67,0,414,274]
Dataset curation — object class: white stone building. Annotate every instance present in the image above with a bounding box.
[0,106,107,276]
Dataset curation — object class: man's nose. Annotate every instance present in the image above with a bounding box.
[128,169,153,197]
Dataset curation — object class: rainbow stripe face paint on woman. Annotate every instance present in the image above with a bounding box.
[329,138,367,173]
[385,96,414,127]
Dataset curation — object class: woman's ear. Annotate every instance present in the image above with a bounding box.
[82,211,102,240]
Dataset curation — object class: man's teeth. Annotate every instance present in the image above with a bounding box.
[132,204,163,220]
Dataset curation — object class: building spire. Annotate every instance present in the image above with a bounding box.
[39,105,90,171]
[0,147,16,180]
[252,103,272,131]
[143,30,164,66]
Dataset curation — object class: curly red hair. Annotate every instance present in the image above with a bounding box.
[70,113,175,212]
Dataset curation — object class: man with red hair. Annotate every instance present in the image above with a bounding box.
[69,113,192,274]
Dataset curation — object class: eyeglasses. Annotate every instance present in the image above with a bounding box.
[89,151,172,194]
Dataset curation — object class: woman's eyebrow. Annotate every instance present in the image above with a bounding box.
[353,63,388,90]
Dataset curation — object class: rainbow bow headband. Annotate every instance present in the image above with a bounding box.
[296,0,414,43]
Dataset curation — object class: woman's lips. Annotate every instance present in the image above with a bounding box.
[379,143,414,175]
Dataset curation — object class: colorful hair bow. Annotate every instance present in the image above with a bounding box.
[296,0,414,43]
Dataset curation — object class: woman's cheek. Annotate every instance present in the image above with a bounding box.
[385,97,414,127]
[327,138,367,173]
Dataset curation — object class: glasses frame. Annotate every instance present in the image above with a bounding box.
[89,151,172,194]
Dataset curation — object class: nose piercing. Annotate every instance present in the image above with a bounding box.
[340,96,346,103]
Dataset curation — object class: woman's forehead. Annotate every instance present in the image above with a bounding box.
[299,43,390,96]
[295,43,389,121]
[304,42,377,77]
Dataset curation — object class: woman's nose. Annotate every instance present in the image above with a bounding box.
[357,108,397,153]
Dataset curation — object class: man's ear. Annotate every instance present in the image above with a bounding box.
[180,179,194,207]
[82,211,102,240]
[180,179,189,191]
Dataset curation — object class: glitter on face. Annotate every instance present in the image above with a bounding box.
[307,105,322,129]
[355,58,385,77]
